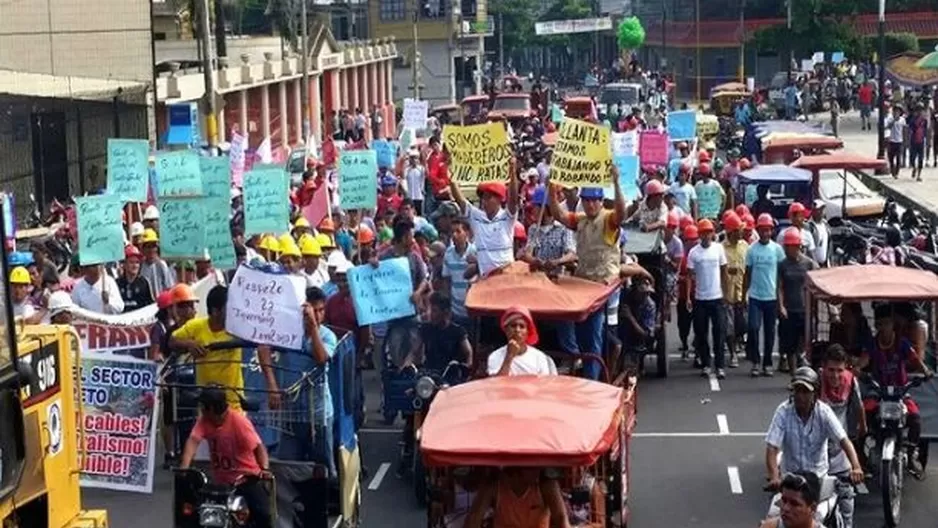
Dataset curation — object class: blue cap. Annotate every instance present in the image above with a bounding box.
[531,185,547,206]
[380,175,397,187]
[580,187,605,200]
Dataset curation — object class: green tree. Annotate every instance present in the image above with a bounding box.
[490,0,540,53]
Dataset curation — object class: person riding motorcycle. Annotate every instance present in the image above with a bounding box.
[465,467,571,528]
[764,367,864,522]
[760,472,824,528]
[178,387,273,527]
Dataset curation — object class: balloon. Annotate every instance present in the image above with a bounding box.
[617,17,646,50]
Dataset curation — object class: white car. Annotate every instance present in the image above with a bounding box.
[816,169,886,220]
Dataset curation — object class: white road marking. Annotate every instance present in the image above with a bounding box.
[367,462,391,490]
[330,517,343,528]
[717,414,730,435]
[709,375,721,392]
[727,466,743,494]
[856,482,869,495]
[632,431,764,438]
[360,428,404,434]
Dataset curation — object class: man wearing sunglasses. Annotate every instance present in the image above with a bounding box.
[760,472,822,528]
[765,367,864,527]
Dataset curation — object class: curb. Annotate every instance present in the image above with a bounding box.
[853,170,938,226]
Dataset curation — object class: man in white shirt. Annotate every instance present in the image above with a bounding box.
[686,219,728,379]
[449,173,518,278]
[807,200,831,266]
[71,260,124,314]
[488,306,558,376]
[885,105,907,178]
[403,150,427,214]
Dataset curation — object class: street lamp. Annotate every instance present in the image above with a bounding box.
[876,0,886,160]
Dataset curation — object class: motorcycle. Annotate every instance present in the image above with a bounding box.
[861,374,927,528]
[764,474,845,528]
[173,467,274,528]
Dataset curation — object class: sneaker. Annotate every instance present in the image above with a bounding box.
[693,355,703,369]
[750,367,761,378]
[701,366,712,378]
[762,367,775,377]
[728,355,739,368]
[716,368,726,380]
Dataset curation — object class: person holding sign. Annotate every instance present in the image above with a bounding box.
[548,166,628,381]
[71,259,124,314]
[448,160,519,278]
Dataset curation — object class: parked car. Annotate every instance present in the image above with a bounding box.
[817,169,886,220]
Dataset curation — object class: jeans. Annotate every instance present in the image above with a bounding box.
[556,321,580,355]
[575,309,605,380]
[832,471,855,528]
[693,299,725,369]
[888,142,902,175]
[746,299,778,368]
[677,300,694,348]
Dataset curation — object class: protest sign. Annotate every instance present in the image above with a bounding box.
[639,131,669,166]
[75,195,125,265]
[831,51,845,64]
[614,154,640,201]
[199,156,232,199]
[611,131,638,156]
[550,118,612,187]
[812,51,825,63]
[442,122,512,184]
[226,266,306,349]
[666,110,697,141]
[338,150,378,210]
[801,59,815,72]
[402,98,429,130]
[243,166,289,236]
[158,197,205,259]
[399,128,414,154]
[372,139,395,169]
[696,182,724,220]
[301,184,330,228]
[73,320,152,355]
[347,257,416,326]
[106,139,150,203]
[77,352,160,493]
[230,132,248,187]
[203,197,237,269]
[155,150,203,197]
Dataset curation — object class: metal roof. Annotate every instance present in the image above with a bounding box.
[0,69,149,102]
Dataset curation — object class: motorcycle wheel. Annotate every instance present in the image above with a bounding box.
[881,452,904,527]
[413,441,428,506]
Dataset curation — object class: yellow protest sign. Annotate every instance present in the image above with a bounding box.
[442,122,512,183]
[550,118,612,186]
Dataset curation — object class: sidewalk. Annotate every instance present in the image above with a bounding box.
[810,112,938,222]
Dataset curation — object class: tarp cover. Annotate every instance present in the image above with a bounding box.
[790,153,887,171]
[806,265,938,301]
[762,136,844,152]
[464,262,619,321]
[420,375,623,467]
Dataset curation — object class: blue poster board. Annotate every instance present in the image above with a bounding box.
[667,110,697,141]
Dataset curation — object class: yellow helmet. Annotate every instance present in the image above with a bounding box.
[280,238,302,258]
[299,235,322,256]
[141,228,159,244]
[260,234,280,253]
[9,266,30,285]
[315,233,335,249]
[294,217,310,229]
[278,233,296,248]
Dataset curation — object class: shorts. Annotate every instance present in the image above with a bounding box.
[859,104,871,118]
[724,302,747,340]
[778,311,806,355]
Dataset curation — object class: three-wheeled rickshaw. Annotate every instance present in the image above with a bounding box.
[619,228,669,377]
[164,326,363,528]
[709,82,751,117]
[803,265,938,528]
[744,120,844,165]
[736,165,814,232]
[420,374,637,527]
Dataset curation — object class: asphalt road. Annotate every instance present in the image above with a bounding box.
[84,314,938,528]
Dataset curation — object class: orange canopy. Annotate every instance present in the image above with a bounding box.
[465,263,620,321]
[807,265,938,301]
[420,375,624,467]
[790,153,887,171]
[763,136,844,152]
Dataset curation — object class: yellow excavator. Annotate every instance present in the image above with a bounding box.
[0,200,108,527]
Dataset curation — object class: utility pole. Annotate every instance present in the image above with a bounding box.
[695,0,701,103]
[786,0,792,82]
[498,11,504,77]
[198,0,218,149]
[214,0,227,62]
[877,0,886,160]
[301,0,311,139]
[661,1,667,72]
[411,8,422,99]
[738,0,745,82]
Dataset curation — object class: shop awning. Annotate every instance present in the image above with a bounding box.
[0,70,149,102]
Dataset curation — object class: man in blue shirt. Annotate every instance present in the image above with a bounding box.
[744,213,785,377]
[275,286,338,477]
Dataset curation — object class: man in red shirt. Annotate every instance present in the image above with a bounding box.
[857,81,874,131]
[179,387,272,525]
[376,174,402,218]
[426,137,450,214]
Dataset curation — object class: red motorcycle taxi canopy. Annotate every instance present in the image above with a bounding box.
[420,375,624,467]
[806,265,938,301]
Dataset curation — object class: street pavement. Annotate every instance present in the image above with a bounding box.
[84,319,938,527]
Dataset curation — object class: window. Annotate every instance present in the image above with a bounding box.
[460,0,476,17]
[418,0,448,19]
[380,0,406,21]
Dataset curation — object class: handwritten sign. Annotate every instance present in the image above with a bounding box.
[199,157,231,199]
[639,131,669,165]
[831,51,845,64]
[158,197,205,258]
[202,197,237,269]
[230,132,247,187]
[442,122,512,184]
[667,110,697,141]
[695,182,723,220]
[226,266,306,349]
[106,139,150,202]
[550,118,612,186]
[77,353,160,493]
[347,257,416,326]
[338,150,378,210]
[155,150,203,197]
[611,131,638,156]
[372,139,395,169]
[75,195,125,265]
[614,154,640,201]
[402,98,429,130]
[243,166,289,236]
[399,128,414,154]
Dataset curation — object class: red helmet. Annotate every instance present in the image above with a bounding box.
[756,213,775,229]
[723,212,743,232]
[680,161,692,174]
[742,213,756,230]
[698,163,712,176]
[788,202,807,218]
[666,211,681,229]
[124,244,142,260]
[782,227,802,247]
[698,150,711,163]
[513,221,527,241]
[156,290,174,310]
[679,215,695,230]
[735,204,751,217]
[697,219,715,233]
[645,179,666,196]
[683,225,699,240]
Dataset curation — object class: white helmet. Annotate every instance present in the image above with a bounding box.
[129,222,145,237]
[48,291,75,317]
[143,205,160,221]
